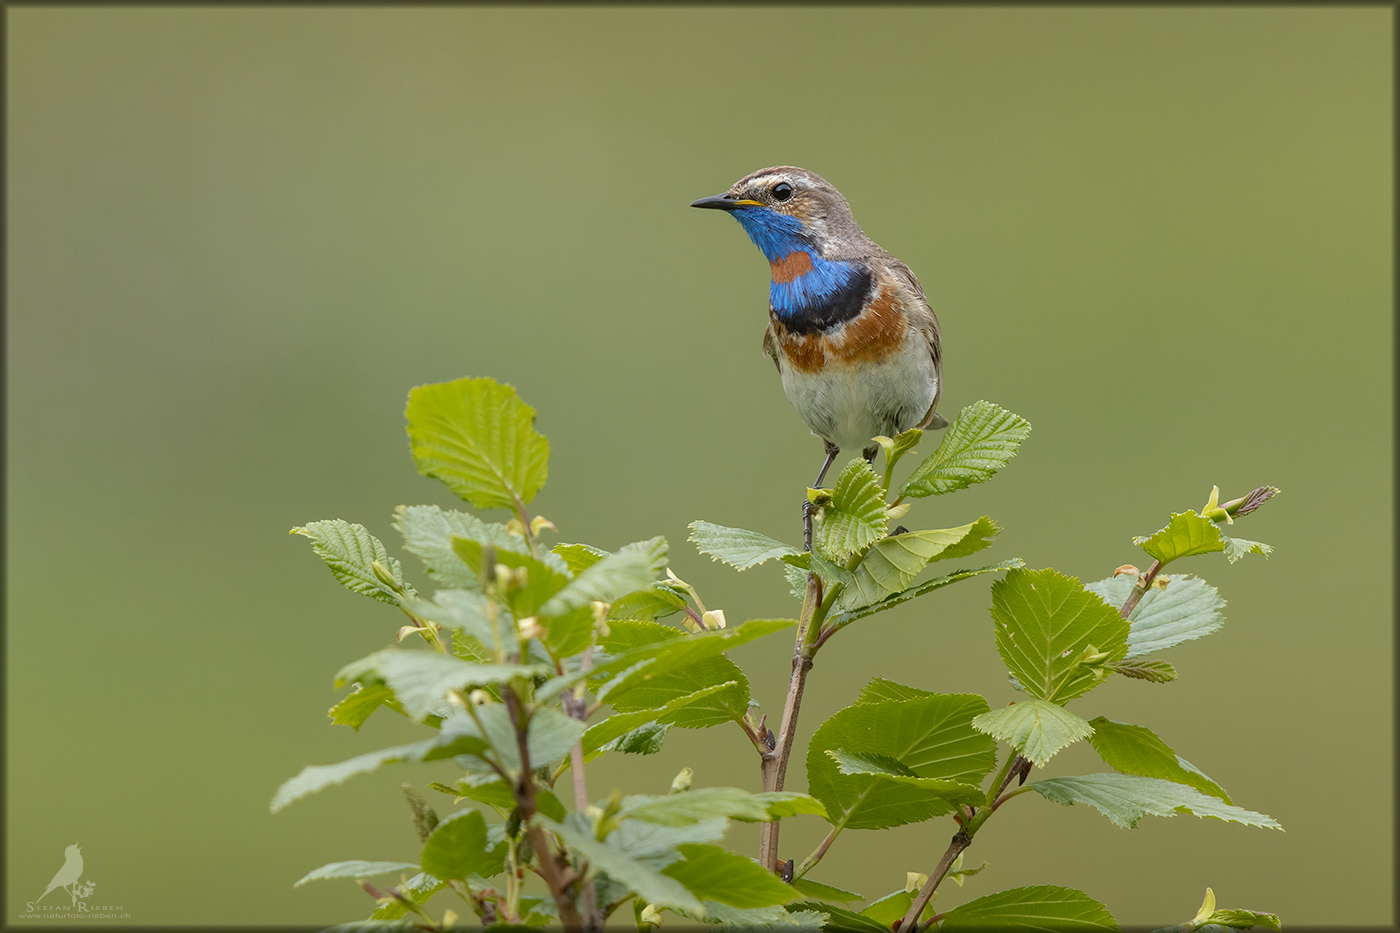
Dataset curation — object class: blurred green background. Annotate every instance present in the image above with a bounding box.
[7,7,1391,927]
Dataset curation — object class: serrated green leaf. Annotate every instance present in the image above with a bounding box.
[583,682,737,756]
[599,721,669,756]
[1221,534,1273,563]
[898,400,1031,498]
[835,518,999,613]
[451,538,571,619]
[421,809,505,881]
[815,459,888,562]
[428,772,517,813]
[827,558,1023,627]
[1133,511,1226,564]
[556,618,791,706]
[368,871,447,920]
[860,889,918,927]
[336,649,550,720]
[540,546,661,617]
[787,901,890,932]
[856,678,935,705]
[971,699,1095,768]
[326,919,424,932]
[394,504,532,589]
[662,844,798,907]
[292,519,412,604]
[990,568,1129,703]
[1084,573,1225,658]
[406,377,549,509]
[607,585,688,622]
[826,750,986,807]
[1110,658,1178,682]
[689,521,800,571]
[789,878,863,904]
[594,620,752,726]
[1032,773,1281,830]
[401,588,501,651]
[271,738,442,812]
[429,702,583,774]
[1087,718,1231,802]
[538,816,706,916]
[621,787,826,826]
[553,542,609,574]
[329,682,397,731]
[293,860,420,887]
[939,884,1118,932]
[807,693,996,830]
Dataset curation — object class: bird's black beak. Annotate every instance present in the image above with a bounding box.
[690,194,761,211]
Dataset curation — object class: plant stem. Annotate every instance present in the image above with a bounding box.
[503,688,584,931]
[1119,558,1164,619]
[896,832,972,933]
[562,648,599,926]
[757,571,821,872]
[795,826,840,878]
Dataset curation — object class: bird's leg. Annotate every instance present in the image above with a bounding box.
[803,441,840,552]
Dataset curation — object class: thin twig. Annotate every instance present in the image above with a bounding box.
[1118,559,1163,620]
[895,832,972,933]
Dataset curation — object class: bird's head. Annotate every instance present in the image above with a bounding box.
[691,166,867,262]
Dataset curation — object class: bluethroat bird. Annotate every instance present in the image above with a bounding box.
[692,166,946,543]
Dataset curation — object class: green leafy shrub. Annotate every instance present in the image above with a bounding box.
[276,376,1281,932]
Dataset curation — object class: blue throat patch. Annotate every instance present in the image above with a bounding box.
[728,206,871,333]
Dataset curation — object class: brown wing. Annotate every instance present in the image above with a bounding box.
[885,257,945,428]
[762,321,782,372]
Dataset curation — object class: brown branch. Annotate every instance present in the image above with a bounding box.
[1118,558,1163,620]
[895,832,973,933]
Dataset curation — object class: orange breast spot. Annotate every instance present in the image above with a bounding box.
[769,319,826,373]
[770,251,815,284]
[833,285,907,363]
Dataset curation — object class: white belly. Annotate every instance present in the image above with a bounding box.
[779,337,938,454]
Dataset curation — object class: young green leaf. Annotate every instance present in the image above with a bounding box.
[1110,658,1178,682]
[428,772,517,813]
[1030,773,1282,830]
[421,809,505,881]
[598,722,669,756]
[834,518,999,613]
[336,649,550,720]
[368,872,448,921]
[1088,718,1231,802]
[620,787,826,826]
[662,844,798,907]
[1133,511,1225,564]
[406,377,549,509]
[451,538,571,618]
[815,458,888,562]
[971,699,1095,768]
[597,620,751,727]
[401,589,499,650]
[1085,573,1225,658]
[1221,534,1273,563]
[789,878,863,904]
[569,618,791,706]
[990,568,1129,703]
[898,400,1031,498]
[394,504,531,589]
[329,682,397,731]
[271,738,442,812]
[786,902,891,932]
[825,750,986,808]
[807,693,997,830]
[539,546,661,617]
[688,521,800,571]
[292,519,412,604]
[293,860,420,887]
[938,885,1117,932]
[581,682,738,756]
[536,816,706,916]
[860,889,918,927]
[826,559,1024,628]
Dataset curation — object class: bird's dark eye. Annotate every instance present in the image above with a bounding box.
[772,182,793,201]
